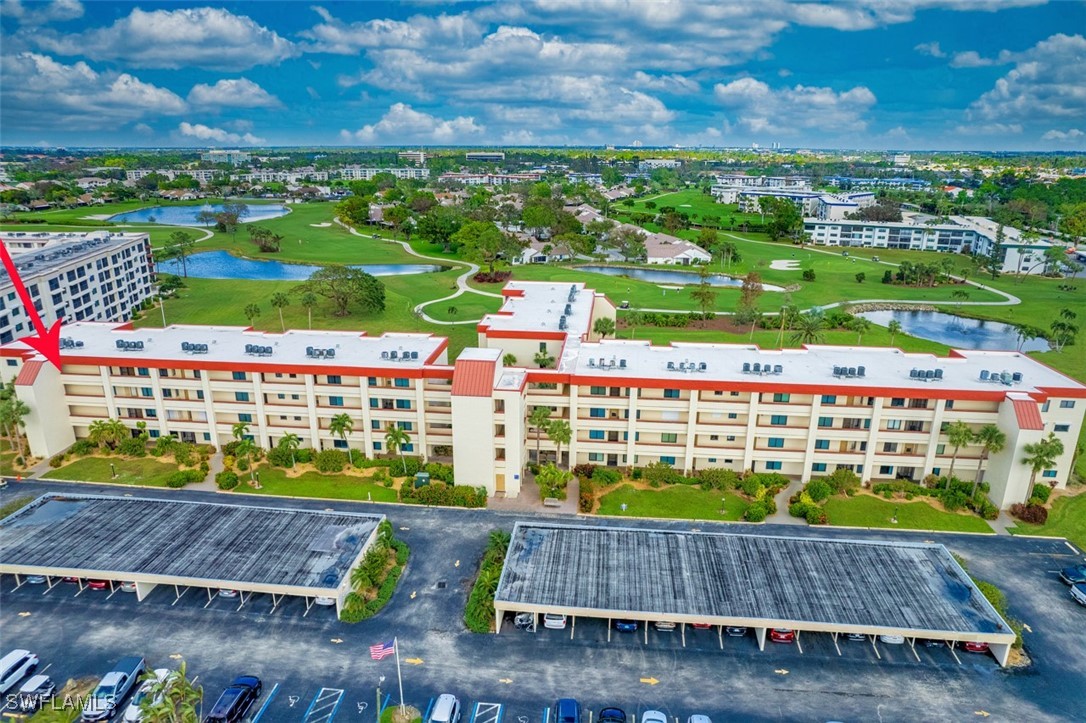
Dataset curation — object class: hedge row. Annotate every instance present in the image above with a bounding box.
[399,481,486,508]
[464,530,511,633]
[340,522,410,623]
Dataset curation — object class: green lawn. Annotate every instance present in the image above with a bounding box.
[822,494,994,533]
[617,189,763,227]
[231,464,399,502]
[47,456,183,487]
[596,483,749,521]
[1007,490,1086,550]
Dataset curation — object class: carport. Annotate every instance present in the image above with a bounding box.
[492,522,1017,667]
[0,493,384,617]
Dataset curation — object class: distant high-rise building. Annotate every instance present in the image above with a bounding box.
[465,151,505,162]
[200,149,251,166]
[398,150,427,166]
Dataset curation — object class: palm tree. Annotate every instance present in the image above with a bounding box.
[385,423,411,474]
[270,292,290,331]
[944,420,975,481]
[329,413,354,464]
[88,418,127,450]
[1022,433,1065,500]
[278,432,301,468]
[973,424,1007,495]
[502,353,517,366]
[887,319,902,345]
[546,419,572,468]
[232,422,256,483]
[142,662,203,723]
[0,396,30,458]
[300,292,318,329]
[625,308,643,340]
[243,303,261,326]
[788,312,826,345]
[849,317,873,344]
[533,350,555,368]
[528,406,551,464]
[593,316,616,339]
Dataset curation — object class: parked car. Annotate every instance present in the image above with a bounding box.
[963,642,990,653]
[690,623,712,630]
[217,589,239,599]
[686,716,712,723]
[86,580,109,591]
[81,656,146,722]
[120,582,138,593]
[922,639,946,648]
[1073,582,1086,607]
[203,675,262,723]
[653,621,676,632]
[725,626,748,637]
[1059,564,1086,585]
[0,650,40,696]
[543,614,567,630]
[612,619,638,633]
[554,698,581,723]
[879,635,905,645]
[25,575,46,584]
[641,711,667,723]
[513,612,535,631]
[597,708,626,723]
[313,597,336,606]
[3,674,55,714]
[844,633,867,642]
[428,694,461,723]
[62,577,81,584]
[123,668,171,722]
[769,628,795,644]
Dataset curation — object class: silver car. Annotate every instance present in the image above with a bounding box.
[123,669,171,723]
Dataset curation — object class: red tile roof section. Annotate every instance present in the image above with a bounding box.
[14,360,44,386]
[1011,397,1044,431]
[451,358,496,397]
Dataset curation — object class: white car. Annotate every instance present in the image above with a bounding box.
[0,650,40,696]
[543,614,568,630]
[642,710,668,723]
[879,634,905,645]
[120,582,138,593]
[123,669,171,722]
[313,596,336,606]
[218,589,239,598]
[687,716,712,723]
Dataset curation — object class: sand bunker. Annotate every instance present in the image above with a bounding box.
[309,222,332,227]
[770,259,802,270]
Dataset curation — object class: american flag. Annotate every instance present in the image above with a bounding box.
[370,639,396,660]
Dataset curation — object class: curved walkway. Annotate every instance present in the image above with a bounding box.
[336,219,503,325]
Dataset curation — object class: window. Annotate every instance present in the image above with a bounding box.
[883,442,898,453]
[329,396,344,407]
[372,420,381,430]
[327,375,342,385]
[765,461,782,471]
[235,392,250,402]
[373,442,382,451]
[395,399,412,410]
[196,391,204,400]
[590,386,605,396]
[663,389,680,399]
[936,444,945,454]
[727,412,738,419]
[145,409,157,418]
[402,443,414,452]
[1042,401,1050,412]
[812,463,827,472]
[333,439,348,449]
[864,419,871,429]
[660,456,676,465]
[879,465,894,475]
[821,395,836,405]
[661,433,678,444]
[730,391,740,397]
[708,458,717,463]
[1055,424,1070,433]
[726,435,736,442]
[886,419,902,430]
[818,416,833,428]
[773,393,790,403]
[768,437,784,448]
[590,408,606,418]
[1042,470,1058,478]
[589,430,604,440]
[149,430,160,438]
[368,377,378,387]
[890,398,905,407]
[944,400,954,409]
[369,399,379,408]
[140,387,154,397]
[588,452,604,462]
[770,415,787,426]
[395,378,411,388]
[815,439,830,450]
[539,342,547,352]
[277,394,285,400]
[232,371,247,381]
[137,367,150,377]
[238,413,252,423]
[1060,400,1076,409]
[932,468,941,476]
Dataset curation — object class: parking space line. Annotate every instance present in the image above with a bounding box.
[473,702,502,723]
[542,705,550,723]
[303,687,345,723]
[250,682,280,722]
[422,698,435,723]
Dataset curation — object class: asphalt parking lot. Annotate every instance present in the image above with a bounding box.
[2,480,1085,722]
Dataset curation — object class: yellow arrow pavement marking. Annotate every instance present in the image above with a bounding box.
[1022,623,1033,633]
[498,678,513,684]
[405,658,424,665]
[17,612,31,617]
[455,560,460,567]
[411,591,417,599]
[330,638,344,644]
[399,526,410,531]
[774,669,789,675]
[639,677,659,686]
[169,654,184,660]
[974,712,990,718]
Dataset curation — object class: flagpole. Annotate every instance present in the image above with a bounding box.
[395,637,405,716]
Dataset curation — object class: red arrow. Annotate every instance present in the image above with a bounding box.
[0,240,63,369]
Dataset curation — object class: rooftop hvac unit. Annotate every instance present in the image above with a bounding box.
[564,303,572,315]
[381,351,389,359]
[588,358,596,367]
[752,362,761,373]
[700,362,708,371]
[619,359,627,369]
[774,364,783,374]
[667,361,676,370]
[743,362,751,373]
[1012,372,1023,382]
[390,350,398,359]
[910,369,919,378]
[857,366,865,377]
[934,369,943,379]
[848,367,856,377]
[980,370,990,381]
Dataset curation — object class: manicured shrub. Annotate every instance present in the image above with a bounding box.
[173,442,196,467]
[1029,484,1051,504]
[267,446,295,468]
[805,507,828,525]
[118,437,146,457]
[743,500,768,522]
[642,461,681,487]
[215,471,239,490]
[789,501,813,519]
[939,489,969,513]
[824,468,861,495]
[802,268,816,281]
[424,461,455,483]
[696,467,740,491]
[977,500,1000,520]
[314,449,347,473]
[740,476,766,499]
[235,456,250,472]
[166,470,204,488]
[388,457,421,478]
[591,467,622,486]
[295,447,314,464]
[49,454,66,468]
[1009,502,1048,524]
[464,530,511,633]
[578,476,597,513]
[806,479,832,503]
[69,439,96,457]
[399,481,487,508]
[572,463,597,479]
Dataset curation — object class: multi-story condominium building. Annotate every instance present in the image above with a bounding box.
[5,282,1083,509]
[824,176,931,190]
[438,172,542,186]
[638,159,682,171]
[465,151,505,162]
[713,174,812,190]
[338,167,431,181]
[125,169,221,185]
[733,188,875,220]
[238,169,330,184]
[0,231,154,345]
[200,150,251,166]
[398,151,427,165]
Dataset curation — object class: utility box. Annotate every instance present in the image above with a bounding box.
[413,472,431,488]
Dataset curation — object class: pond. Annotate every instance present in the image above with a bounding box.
[156,250,443,280]
[577,265,784,291]
[110,203,289,225]
[856,309,1049,352]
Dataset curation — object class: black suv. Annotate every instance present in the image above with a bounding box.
[204,676,261,723]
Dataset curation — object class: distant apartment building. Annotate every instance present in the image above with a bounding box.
[239,168,330,184]
[825,176,931,190]
[0,231,154,345]
[6,280,1083,509]
[338,167,431,181]
[438,172,542,186]
[889,153,911,167]
[125,169,220,185]
[638,159,682,171]
[398,151,427,165]
[732,188,876,221]
[566,173,604,185]
[200,150,252,166]
[571,204,711,265]
[712,174,812,190]
[465,151,506,162]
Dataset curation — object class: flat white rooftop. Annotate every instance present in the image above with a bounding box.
[568,340,1086,396]
[0,233,149,282]
[479,281,594,336]
[5,321,447,370]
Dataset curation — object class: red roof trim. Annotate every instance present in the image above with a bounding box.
[451,358,496,397]
[14,359,44,386]
[1011,398,1044,430]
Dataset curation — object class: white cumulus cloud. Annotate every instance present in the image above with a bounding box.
[188,78,281,109]
[914,41,946,58]
[341,103,485,143]
[1042,128,1084,141]
[714,77,876,135]
[178,121,264,145]
[0,0,83,25]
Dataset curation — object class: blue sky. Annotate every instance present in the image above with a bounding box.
[1,0,1084,150]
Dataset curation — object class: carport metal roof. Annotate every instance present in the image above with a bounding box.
[494,522,1016,662]
[0,494,383,612]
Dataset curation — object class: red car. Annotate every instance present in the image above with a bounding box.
[62,576,81,584]
[690,623,713,630]
[86,580,109,590]
[770,628,795,644]
[963,641,990,653]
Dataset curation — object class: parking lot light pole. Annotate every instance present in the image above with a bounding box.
[110,463,117,478]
